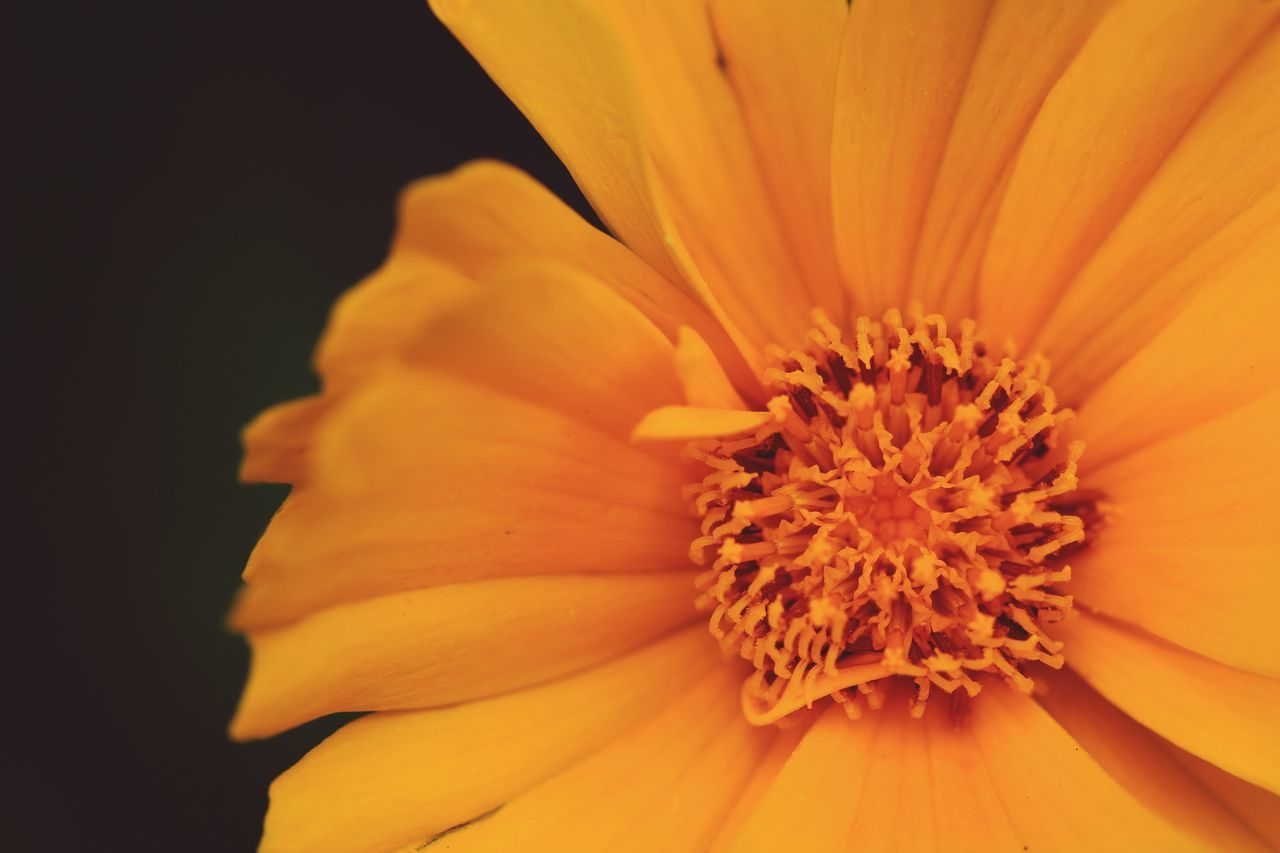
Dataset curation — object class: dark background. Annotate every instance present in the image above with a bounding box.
[13,2,590,848]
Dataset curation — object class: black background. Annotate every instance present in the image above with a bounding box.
[13,2,590,848]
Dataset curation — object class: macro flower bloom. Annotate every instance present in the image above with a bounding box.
[232,1,1280,850]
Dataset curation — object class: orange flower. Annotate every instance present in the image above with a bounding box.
[232,2,1280,850]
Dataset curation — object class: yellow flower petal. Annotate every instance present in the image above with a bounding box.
[429,663,774,852]
[673,326,753,410]
[235,368,695,629]
[260,627,716,853]
[725,706,883,851]
[707,726,807,852]
[232,572,697,740]
[1037,666,1268,851]
[395,159,750,383]
[727,684,1187,851]
[315,254,477,392]
[1039,29,1280,402]
[708,0,847,316]
[1071,207,1280,467]
[831,0,994,317]
[632,405,773,442]
[1057,612,1280,794]
[239,395,328,485]
[431,0,817,354]
[1074,389,1280,675]
[427,0,676,287]
[977,0,1277,348]
[1169,746,1280,849]
[403,260,684,439]
[909,0,1113,318]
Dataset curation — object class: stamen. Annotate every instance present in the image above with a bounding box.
[686,308,1096,724]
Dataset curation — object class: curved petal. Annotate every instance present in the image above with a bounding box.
[909,0,1114,318]
[1169,746,1280,849]
[426,0,676,286]
[708,0,848,318]
[1073,389,1280,675]
[403,260,684,439]
[1040,29,1280,403]
[831,0,994,316]
[633,406,772,442]
[708,726,807,852]
[235,368,695,629]
[727,684,1188,850]
[231,572,698,740]
[431,0,817,354]
[240,396,328,485]
[429,663,774,852]
[311,365,684,508]
[260,627,716,853]
[315,254,477,393]
[394,160,752,386]
[1070,197,1280,467]
[1037,667,1269,851]
[724,705,887,852]
[1057,612,1280,793]
[674,326,749,410]
[977,0,1277,348]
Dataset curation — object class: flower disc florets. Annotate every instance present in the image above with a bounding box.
[687,308,1096,725]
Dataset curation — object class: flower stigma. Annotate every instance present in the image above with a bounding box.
[686,308,1098,726]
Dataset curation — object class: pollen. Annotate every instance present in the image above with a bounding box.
[685,308,1097,725]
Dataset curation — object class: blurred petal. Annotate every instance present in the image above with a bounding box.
[261,627,715,853]
[395,160,750,384]
[315,254,476,392]
[1058,612,1280,793]
[239,396,328,485]
[235,369,694,628]
[403,260,684,439]
[232,573,697,739]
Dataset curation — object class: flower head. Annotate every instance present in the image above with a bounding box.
[233,2,1280,851]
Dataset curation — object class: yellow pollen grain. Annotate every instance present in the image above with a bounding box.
[685,308,1098,725]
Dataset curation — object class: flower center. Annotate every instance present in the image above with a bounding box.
[685,309,1097,725]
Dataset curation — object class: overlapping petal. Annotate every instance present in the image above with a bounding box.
[235,368,695,629]
[426,663,773,851]
[977,0,1277,349]
[1071,389,1280,675]
[232,572,697,739]
[233,1,1280,848]
[431,0,825,357]
[1041,28,1280,404]
[831,0,994,317]
[1057,612,1280,793]
[1037,667,1270,850]
[725,685,1188,850]
[260,627,716,853]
